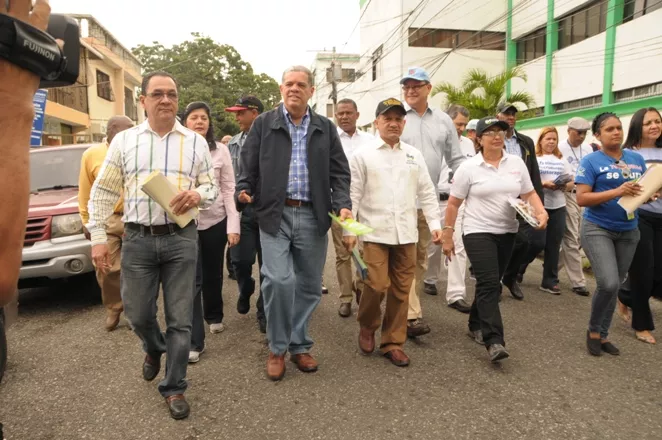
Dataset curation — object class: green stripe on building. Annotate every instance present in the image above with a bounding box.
[505,0,516,98]
[603,0,625,106]
[544,0,558,116]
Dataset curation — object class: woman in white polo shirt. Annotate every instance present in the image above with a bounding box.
[442,117,548,363]
[518,127,574,294]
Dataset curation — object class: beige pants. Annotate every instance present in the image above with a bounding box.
[357,242,416,353]
[331,221,364,304]
[408,209,431,320]
[559,192,586,288]
[96,213,124,313]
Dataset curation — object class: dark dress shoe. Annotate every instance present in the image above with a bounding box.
[291,353,319,372]
[358,328,375,354]
[322,284,329,294]
[338,303,351,317]
[601,341,620,355]
[257,316,267,334]
[572,286,590,296]
[267,352,286,381]
[586,331,602,356]
[448,299,471,314]
[143,354,161,381]
[165,394,190,420]
[424,282,438,296]
[407,319,431,338]
[504,282,524,300]
[384,349,410,367]
[487,344,509,363]
[237,295,251,315]
[467,329,484,345]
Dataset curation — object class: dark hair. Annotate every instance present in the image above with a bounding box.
[337,98,358,111]
[446,104,470,120]
[623,107,662,149]
[182,102,216,150]
[141,71,179,96]
[591,112,619,135]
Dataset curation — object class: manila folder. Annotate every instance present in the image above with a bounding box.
[618,164,662,214]
[140,170,199,228]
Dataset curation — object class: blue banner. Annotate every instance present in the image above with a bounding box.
[31,89,48,147]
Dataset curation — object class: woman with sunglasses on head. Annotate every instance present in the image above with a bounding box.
[518,127,574,294]
[182,102,240,363]
[576,112,647,356]
[617,108,662,344]
[442,117,547,364]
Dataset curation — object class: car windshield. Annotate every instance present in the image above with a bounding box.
[30,147,86,192]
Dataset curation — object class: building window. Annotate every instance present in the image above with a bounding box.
[408,28,505,50]
[326,103,334,117]
[623,0,662,22]
[614,81,662,102]
[557,1,607,50]
[124,87,138,121]
[372,45,382,82]
[516,28,546,64]
[96,69,114,101]
[326,67,356,83]
[554,95,603,113]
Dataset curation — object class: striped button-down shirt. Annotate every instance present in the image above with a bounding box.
[87,120,218,245]
[283,106,311,202]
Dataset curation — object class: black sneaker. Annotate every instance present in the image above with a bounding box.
[487,344,509,363]
[586,331,602,356]
[539,285,561,295]
[572,286,590,296]
[601,341,620,356]
[257,316,267,334]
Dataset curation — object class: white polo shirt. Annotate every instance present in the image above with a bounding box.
[337,127,374,161]
[450,152,534,235]
[559,140,593,175]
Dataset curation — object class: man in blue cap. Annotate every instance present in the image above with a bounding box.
[399,67,467,338]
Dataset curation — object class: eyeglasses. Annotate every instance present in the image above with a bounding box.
[402,84,427,92]
[145,91,179,101]
[481,130,506,139]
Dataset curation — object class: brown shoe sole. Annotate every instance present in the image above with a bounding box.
[291,357,318,373]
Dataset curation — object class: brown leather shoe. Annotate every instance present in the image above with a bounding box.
[165,394,190,420]
[105,310,121,331]
[358,327,375,354]
[384,349,410,367]
[291,353,318,373]
[266,352,286,381]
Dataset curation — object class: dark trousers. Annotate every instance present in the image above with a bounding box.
[619,211,662,331]
[231,207,265,320]
[226,248,234,276]
[464,232,516,347]
[519,207,566,287]
[502,219,544,285]
[191,219,228,351]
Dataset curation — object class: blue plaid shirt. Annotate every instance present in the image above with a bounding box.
[505,134,521,158]
[283,106,311,201]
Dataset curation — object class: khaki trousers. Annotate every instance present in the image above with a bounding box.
[331,221,363,304]
[408,210,431,320]
[559,192,586,288]
[357,242,416,353]
[96,213,124,313]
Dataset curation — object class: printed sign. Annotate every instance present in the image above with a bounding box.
[31,89,48,147]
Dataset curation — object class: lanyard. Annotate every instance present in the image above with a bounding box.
[569,142,583,162]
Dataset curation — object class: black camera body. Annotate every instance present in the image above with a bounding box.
[0,13,80,88]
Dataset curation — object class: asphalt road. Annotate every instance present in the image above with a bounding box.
[1,243,662,440]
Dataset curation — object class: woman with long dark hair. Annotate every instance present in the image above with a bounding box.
[182,101,240,363]
[617,108,662,344]
[576,112,647,356]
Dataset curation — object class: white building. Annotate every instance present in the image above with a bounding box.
[334,0,661,138]
[310,51,361,119]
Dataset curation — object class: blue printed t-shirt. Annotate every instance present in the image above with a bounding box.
[575,149,647,231]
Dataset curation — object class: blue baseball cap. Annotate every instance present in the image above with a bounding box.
[400,67,431,84]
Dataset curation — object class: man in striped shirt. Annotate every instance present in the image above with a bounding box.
[87,71,218,420]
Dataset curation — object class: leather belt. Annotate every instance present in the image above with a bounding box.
[125,222,184,236]
[285,198,312,207]
[439,193,450,201]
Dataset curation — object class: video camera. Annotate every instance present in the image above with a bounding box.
[0,12,80,88]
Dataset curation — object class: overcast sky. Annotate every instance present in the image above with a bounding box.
[52,0,362,81]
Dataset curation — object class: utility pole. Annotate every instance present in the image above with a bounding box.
[330,46,338,113]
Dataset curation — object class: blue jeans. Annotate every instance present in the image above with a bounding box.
[581,220,640,339]
[259,205,328,356]
[121,223,197,397]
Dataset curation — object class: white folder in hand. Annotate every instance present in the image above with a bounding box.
[140,170,198,228]
[618,164,662,214]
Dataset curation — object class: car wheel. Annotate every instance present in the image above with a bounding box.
[0,310,7,384]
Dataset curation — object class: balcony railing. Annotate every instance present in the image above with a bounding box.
[47,86,89,114]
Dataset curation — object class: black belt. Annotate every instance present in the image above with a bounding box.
[439,193,450,201]
[125,222,185,236]
[285,198,312,207]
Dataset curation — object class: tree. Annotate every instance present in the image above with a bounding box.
[431,67,537,119]
[132,33,281,137]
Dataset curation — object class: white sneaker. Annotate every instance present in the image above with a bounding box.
[209,323,225,334]
[188,348,204,363]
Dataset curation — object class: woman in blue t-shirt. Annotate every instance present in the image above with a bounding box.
[617,107,662,345]
[575,112,647,357]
